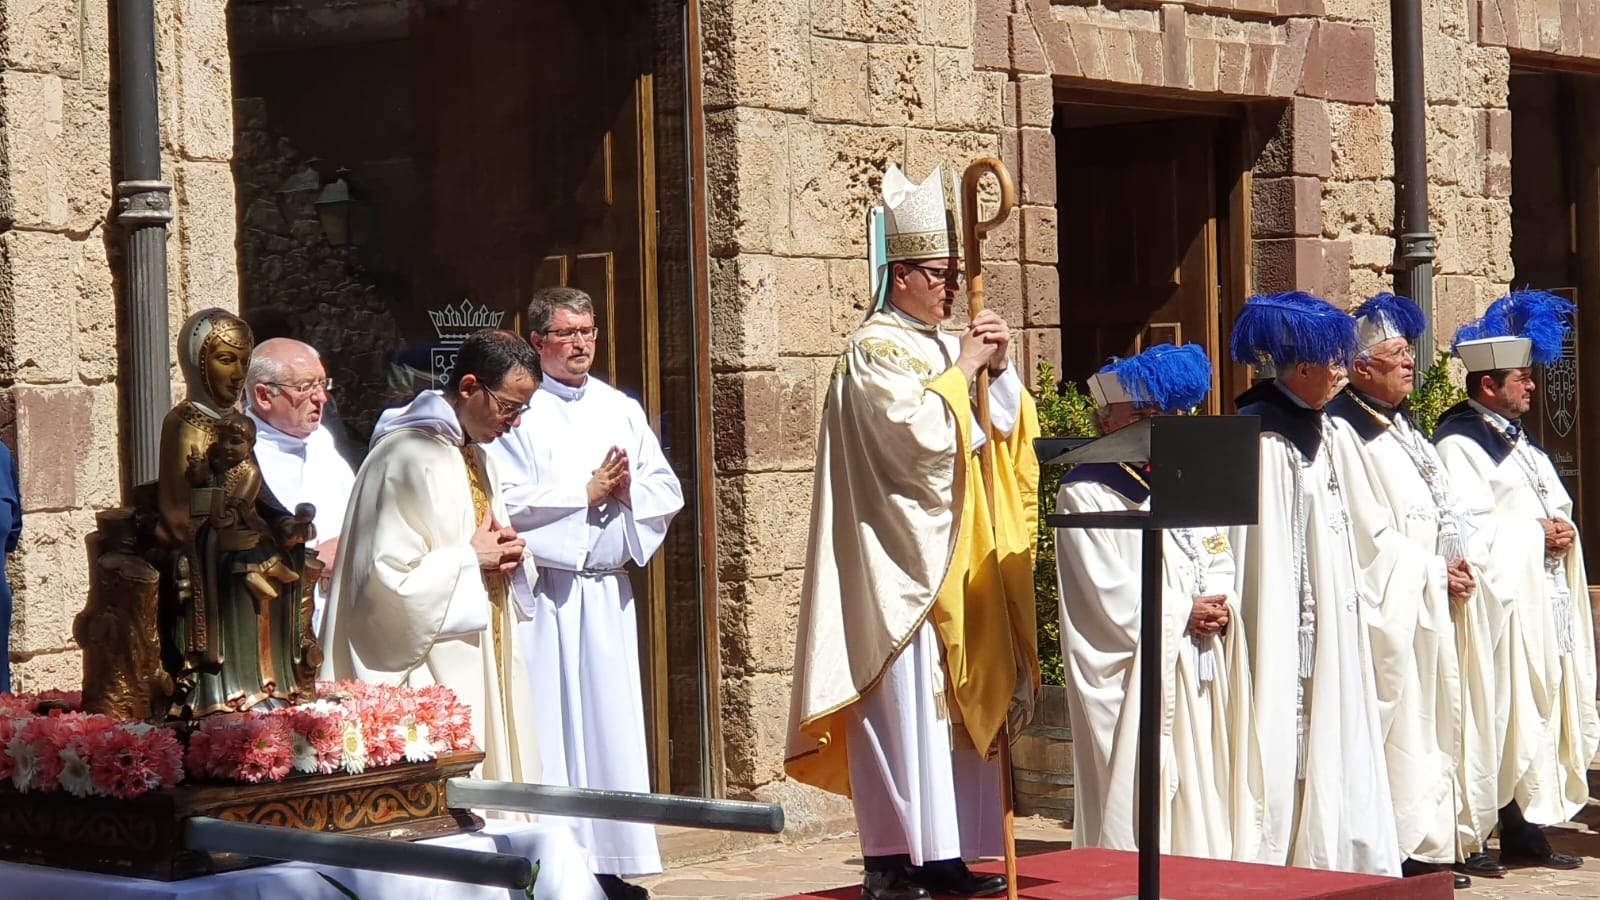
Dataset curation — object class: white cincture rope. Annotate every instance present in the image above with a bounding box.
[1290,441,1314,780]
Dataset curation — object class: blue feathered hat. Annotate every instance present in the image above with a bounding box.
[1229,291,1358,368]
[1087,343,1213,412]
[1452,289,1574,370]
[1352,293,1426,351]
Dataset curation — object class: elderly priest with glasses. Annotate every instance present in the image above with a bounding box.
[244,338,355,637]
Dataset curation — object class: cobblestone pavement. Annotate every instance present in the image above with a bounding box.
[636,807,1600,900]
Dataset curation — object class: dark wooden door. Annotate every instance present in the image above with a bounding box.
[1056,119,1222,412]
[410,0,675,791]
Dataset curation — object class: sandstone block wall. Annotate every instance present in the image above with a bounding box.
[0,1,239,689]
[704,0,1526,798]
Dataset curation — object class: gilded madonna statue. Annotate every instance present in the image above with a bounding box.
[153,308,321,716]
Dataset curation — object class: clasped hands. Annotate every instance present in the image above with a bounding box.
[587,446,632,508]
[471,511,524,575]
[1187,594,1229,636]
[1540,517,1576,558]
[955,309,1012,381]
[1446,557,1476,602]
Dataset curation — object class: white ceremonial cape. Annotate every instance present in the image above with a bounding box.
[1434,401,1600,825]
[319,391,543,797]
[786,306,1040,865]
[1327,391,1490,863]
[1231,383,1401,876]
[1054,463,1252,860]
[485,375,682,877]
[247,411,357,636]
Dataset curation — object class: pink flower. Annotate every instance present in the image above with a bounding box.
[288,707,345,775]
[83,724,184,799]
[235,716,293,784]
[9,716,70,792]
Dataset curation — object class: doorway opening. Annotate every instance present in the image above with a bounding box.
[226,0,718,796]
[1053,94,1254,412]
[1508,67,1599,576]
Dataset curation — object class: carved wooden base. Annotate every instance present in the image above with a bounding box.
[0,750,487,880]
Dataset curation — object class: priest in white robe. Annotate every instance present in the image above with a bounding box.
[485,286,683,900]
[1228,292,1401,876]
[319,329,545,795]
[1434,290,1599,871]
[786,163,1039,900]
[245,337,356,637]
[1326,294,1490,889]
[1054,343,1253,860]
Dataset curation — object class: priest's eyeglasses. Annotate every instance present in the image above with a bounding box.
[544,326,598,343]
[480,383,532,419]
[265,378,334,397]
[909,264,964,286]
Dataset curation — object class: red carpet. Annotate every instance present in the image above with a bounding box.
[771,849,1455,899]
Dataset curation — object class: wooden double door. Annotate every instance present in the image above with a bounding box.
[1056,115,1247,411]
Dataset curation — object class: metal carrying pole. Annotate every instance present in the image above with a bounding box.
[183,817,534,890]
[446,779,786,834]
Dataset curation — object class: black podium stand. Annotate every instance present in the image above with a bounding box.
[1040,415,1260,900]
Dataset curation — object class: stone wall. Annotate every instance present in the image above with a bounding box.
[702,0,1524,799]
[232,96,407,444]
[0,0,240,689]
[701,0,1016,799]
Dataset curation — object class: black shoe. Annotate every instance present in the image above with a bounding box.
[906,859,1008,898]
[1400,858,1440,878]
[863,869,932,900]
[597,874,651,900]
[1456,851,1507,878]
[1500,825,1584,870]
[1453,873,1471,890]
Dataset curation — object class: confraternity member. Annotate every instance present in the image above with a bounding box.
[1434,290,1599,870]
[1326,293,1486,889]
[786,163,1039,900]
[1055,343,1252,860]
[1229,292,1400,876]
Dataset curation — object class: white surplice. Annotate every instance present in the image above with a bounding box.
[1327,393,1489,864]
[1435,402,1600,825]
[1054,465,1251,860]
[318,391,543,796]
[247,412,356,636]
[1231,385,1401,876]
[486,375,683,877]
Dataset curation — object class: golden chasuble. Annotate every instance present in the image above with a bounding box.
[460,445,512,711]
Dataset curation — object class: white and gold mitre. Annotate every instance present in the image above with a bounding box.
[880,164,961,263]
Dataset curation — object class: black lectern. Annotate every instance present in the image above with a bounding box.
[1040,415,1260,900]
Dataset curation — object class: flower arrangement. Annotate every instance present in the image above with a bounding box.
[0,696,185,799]
[186,682,476,783]
[0,682,477,797]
